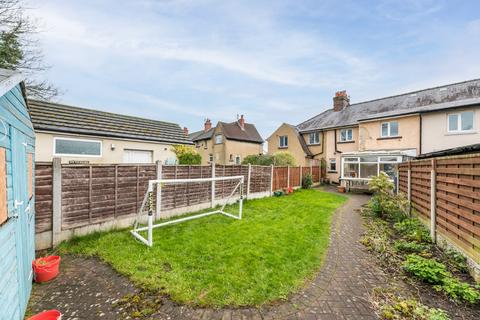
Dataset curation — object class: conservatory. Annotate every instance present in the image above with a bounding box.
[340,150,416,188]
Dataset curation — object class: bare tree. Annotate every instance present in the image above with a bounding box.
[0,0,59,100]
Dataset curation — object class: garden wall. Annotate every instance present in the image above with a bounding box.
[35,159,322,249]
[398,153,480,281]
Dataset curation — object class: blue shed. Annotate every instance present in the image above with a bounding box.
[0,69,36,319]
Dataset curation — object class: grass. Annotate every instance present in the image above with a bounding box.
[58,189,347,307]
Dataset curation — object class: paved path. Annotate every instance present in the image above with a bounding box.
[28,192,387,319]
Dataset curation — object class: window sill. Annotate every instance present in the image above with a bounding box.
[445,131,477,136]
[337,140,355,144]
[377,136,402,140]
[278,146,288,149]
[327,171,338,173]
[307,143,321,146]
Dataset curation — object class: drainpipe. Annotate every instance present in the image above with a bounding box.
[419,114,423,155]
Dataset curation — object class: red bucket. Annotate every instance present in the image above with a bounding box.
[28,310,62,320]
[32,256,61,283]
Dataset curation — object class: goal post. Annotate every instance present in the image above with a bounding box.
[131,175,245,247]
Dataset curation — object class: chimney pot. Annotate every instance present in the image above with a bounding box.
[183,127,189,135]
[204,118,212,132]
[333,90,350,112]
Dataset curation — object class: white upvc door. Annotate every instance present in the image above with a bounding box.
[123,149,153,163]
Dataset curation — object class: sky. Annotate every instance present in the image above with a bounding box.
[26,0,480,139]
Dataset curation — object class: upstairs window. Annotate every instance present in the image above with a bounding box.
[340,128,353,142]
[215,135,223,144]
[448,111,474,133]
[380,121,399,137]
[54,137,102,157]
[308,132,320,145]
[279,135,288,148]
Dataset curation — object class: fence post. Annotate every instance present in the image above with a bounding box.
[407,160,412,215]
[299,165,303,188]
[155,161,162,220]
[52,157,62,247]
[247,164,252,198]
[211,162,216,207]
[430,159,437,243]
[270,164,274,195]
[287,165,290,188]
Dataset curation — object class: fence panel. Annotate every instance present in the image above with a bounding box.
[35,163,53,233]
[398,154,480,267]
[273,166,288,190]
[250,165,271,194]
[290,167,301,188]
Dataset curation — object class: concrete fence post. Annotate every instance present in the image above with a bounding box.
[52,157,62,247]
[287,165,290,188]
[247,164,252,198]
[430,159,437,243]
[211,162,216,208]
[299,165,303,188]
[270,165,274,195]
[407,160,412,215]
[155,160,162,220]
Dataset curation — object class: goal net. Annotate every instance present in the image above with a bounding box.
[131,175,245,247]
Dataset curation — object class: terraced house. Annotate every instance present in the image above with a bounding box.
[268,79,480,187]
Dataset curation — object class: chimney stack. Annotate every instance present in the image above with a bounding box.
[238,114,245,130]
[183,127,189,135]
[204,118,212,132]
[333,90,349,112]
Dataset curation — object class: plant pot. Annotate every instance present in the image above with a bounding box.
[32,256,61,283]
[28,310,62,320]
[337,186,346,193]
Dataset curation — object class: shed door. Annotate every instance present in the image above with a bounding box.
[11,128,35,313]
[123,149,153,163]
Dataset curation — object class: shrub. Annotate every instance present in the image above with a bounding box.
[302,174,313,189]
[404,255,480,303]
[242,154,273,165]
[368,173,408,220]
[438,277,480,304]
[394,240,429,254]
[171,145,202,165]
[272,151,296,166]
[394,219,431,243]
[403,255,450,285]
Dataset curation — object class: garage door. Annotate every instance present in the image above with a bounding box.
[123,149,153,163]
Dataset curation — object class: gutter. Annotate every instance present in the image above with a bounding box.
[334,129,342,154]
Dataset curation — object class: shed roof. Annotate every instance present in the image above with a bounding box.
[416,143,480,159]
[190,121,263,144]
[0,69,24,97]
[297,78,480,132]
[28,100,192,144]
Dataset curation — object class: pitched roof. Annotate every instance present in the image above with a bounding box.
[0,68,24,97]
[189,127,214,141]
[190,121,263,144]
[297,78,480,132]
[28,100,192,144]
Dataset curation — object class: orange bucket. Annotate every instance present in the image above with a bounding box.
[32,256,61,283]
[28,310,62,320]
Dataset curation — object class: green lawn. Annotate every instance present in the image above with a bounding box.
[58,189,347,307]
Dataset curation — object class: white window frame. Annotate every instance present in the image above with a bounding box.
[447,111,475,133]
[279,135,288,148]
[380,121,399,138]
[328,158,337,172]
[215,134,223,144]
[235,155,241,165]
[308,132,320,145]
[53,137,102,157]
[339,128,353,142]
[341,155,402,180]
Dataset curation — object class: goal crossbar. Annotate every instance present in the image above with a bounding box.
[131,175,244,247]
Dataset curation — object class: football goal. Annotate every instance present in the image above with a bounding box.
[131,175,245,247]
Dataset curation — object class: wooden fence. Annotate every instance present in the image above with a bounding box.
[398,153,480,275]
[35,160,322,249]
